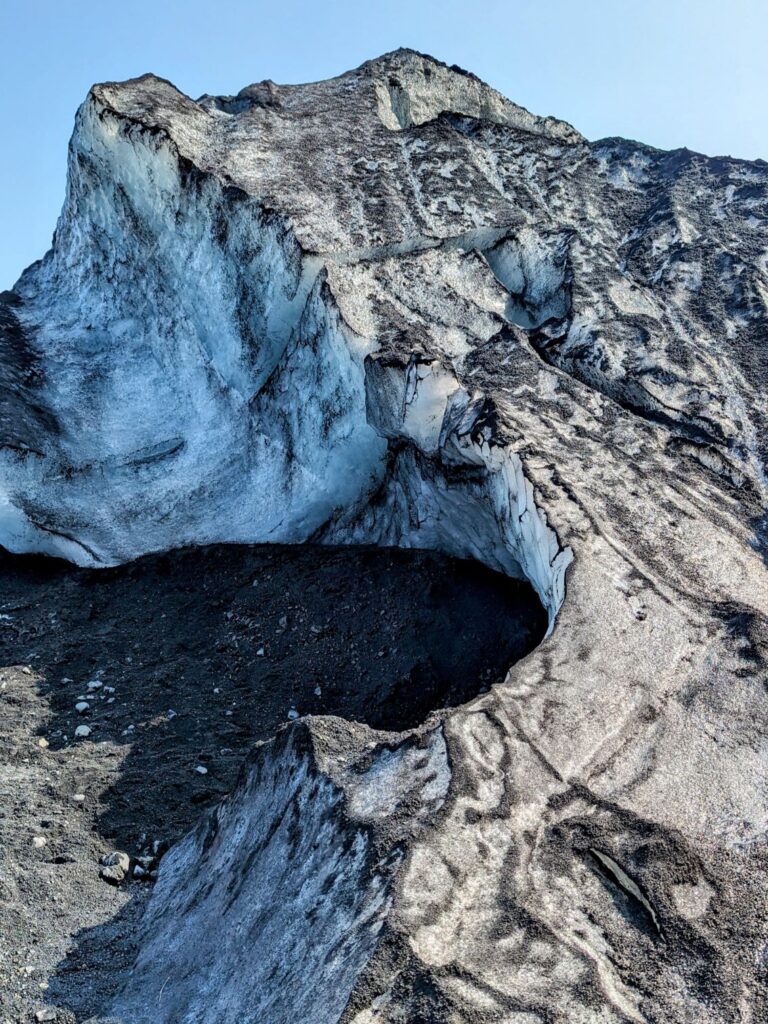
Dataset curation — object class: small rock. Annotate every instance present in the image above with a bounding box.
[133,864,146,879]
[100,864,126,886]
[287,709,300,720]
[21,666,32,676]
[74,725,91,738]
[103,685,115,693]
[256,647,265,656]
[278,615,288,628]
[314,685,322,696]
[310,625,321,634]
[75,701,89,714]
[100,850,130,884]
[32,836,47,849]
[35,1010,56,1022]
[194,765,208,775]
[167,709,177,719]
[37,737,49,749]
[72,793,86,804]
[87,680,103,691]
[101,850,130,871]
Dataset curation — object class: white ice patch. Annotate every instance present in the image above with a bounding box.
[484,228,570,329]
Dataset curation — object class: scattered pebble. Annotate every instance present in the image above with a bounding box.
[37,737,49,749]
[32,836,47,849]
[74,725,91,738]
[194,765,208,775]
[75,701,89,714]
[167,709,177,720]
[287,709,299,720]
[72,793,86,804]
[256,647,265,656]
[314,685,322,696]
[87,680,103,691]
[35,1009,56,1022]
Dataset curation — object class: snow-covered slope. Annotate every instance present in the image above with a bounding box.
[3,49,768,1023]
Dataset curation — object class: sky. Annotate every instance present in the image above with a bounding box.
[1,0,766,288]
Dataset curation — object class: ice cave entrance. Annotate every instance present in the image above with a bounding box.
[0,541,546,843]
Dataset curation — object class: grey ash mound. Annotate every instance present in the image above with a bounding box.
[1,46,768,1024]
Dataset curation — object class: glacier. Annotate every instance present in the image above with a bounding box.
[2,47,768,1024]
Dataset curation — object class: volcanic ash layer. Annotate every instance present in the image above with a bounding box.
[2,47,768,1023]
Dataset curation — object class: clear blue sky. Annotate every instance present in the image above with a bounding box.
[1,0,766,289]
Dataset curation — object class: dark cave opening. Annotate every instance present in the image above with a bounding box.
[0,542,546,851]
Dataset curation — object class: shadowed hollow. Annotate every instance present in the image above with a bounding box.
[0,543,546,852]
